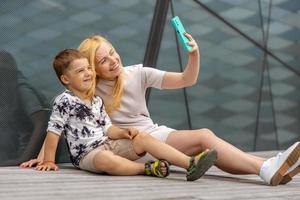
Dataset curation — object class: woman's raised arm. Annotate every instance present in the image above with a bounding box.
[161,32,200,89]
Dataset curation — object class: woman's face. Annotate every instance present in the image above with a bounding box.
[95,42,123,80]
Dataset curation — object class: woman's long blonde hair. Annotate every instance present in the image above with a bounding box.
[78,35,125,114]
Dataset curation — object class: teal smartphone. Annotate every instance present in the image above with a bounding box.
[170,16,192,52]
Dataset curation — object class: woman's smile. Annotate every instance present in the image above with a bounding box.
[110,63,119,71]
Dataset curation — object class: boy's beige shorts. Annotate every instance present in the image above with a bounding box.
[79,139,142,173]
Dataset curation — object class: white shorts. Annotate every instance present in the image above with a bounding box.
[148,125,176,142]
[136,125,176,162]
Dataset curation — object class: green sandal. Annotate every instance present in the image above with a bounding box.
[145,159,170,178]
[186,149,218,181]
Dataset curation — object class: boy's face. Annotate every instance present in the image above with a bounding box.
[61,58,93,95]
[95,41,123,80]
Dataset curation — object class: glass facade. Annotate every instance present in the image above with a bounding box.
[149,0,300,151]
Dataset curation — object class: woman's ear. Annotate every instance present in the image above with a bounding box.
[60,74,69,85]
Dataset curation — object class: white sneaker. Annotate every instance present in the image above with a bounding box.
[259,141,300,186]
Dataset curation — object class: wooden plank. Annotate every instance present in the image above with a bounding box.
[0,151,299,200]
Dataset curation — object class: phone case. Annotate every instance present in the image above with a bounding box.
[170,16,192,52]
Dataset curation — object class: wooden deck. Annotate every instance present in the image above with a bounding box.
[0,151,299,200]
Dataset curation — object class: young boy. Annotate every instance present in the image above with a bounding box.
[36,49,217,180]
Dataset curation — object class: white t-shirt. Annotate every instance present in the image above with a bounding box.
[95,64,169,134]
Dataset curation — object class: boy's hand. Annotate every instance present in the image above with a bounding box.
[35,161,59,171]
[20,159,43,168]
[123,127,139,140]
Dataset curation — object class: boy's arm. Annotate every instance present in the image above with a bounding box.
[35,132,60,171]
[107,125,139,140]
[36,142,45,161]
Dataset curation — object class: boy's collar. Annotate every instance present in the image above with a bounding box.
[65,89,94,100]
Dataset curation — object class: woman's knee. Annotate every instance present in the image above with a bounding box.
[194,128,216,140]
[200,128,215,136]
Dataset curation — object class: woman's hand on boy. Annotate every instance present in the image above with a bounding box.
[35,161,59,171]
[20,158,43,168]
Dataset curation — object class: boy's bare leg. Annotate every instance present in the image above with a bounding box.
[93,150,145,175]
[133,133,191,169]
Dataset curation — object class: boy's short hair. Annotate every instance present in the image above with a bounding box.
[53,49,86,85]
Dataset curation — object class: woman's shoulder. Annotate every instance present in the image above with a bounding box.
[123,64,143,79]
[125,64,163,73]
[124,64,143,72]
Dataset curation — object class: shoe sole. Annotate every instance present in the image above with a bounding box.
[187,149,217,181]
[280,165,300,184]
[270,142,300,186]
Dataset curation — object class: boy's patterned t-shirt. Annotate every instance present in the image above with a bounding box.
[47,90,112,167]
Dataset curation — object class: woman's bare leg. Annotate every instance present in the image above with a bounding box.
[165,128,264,175]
